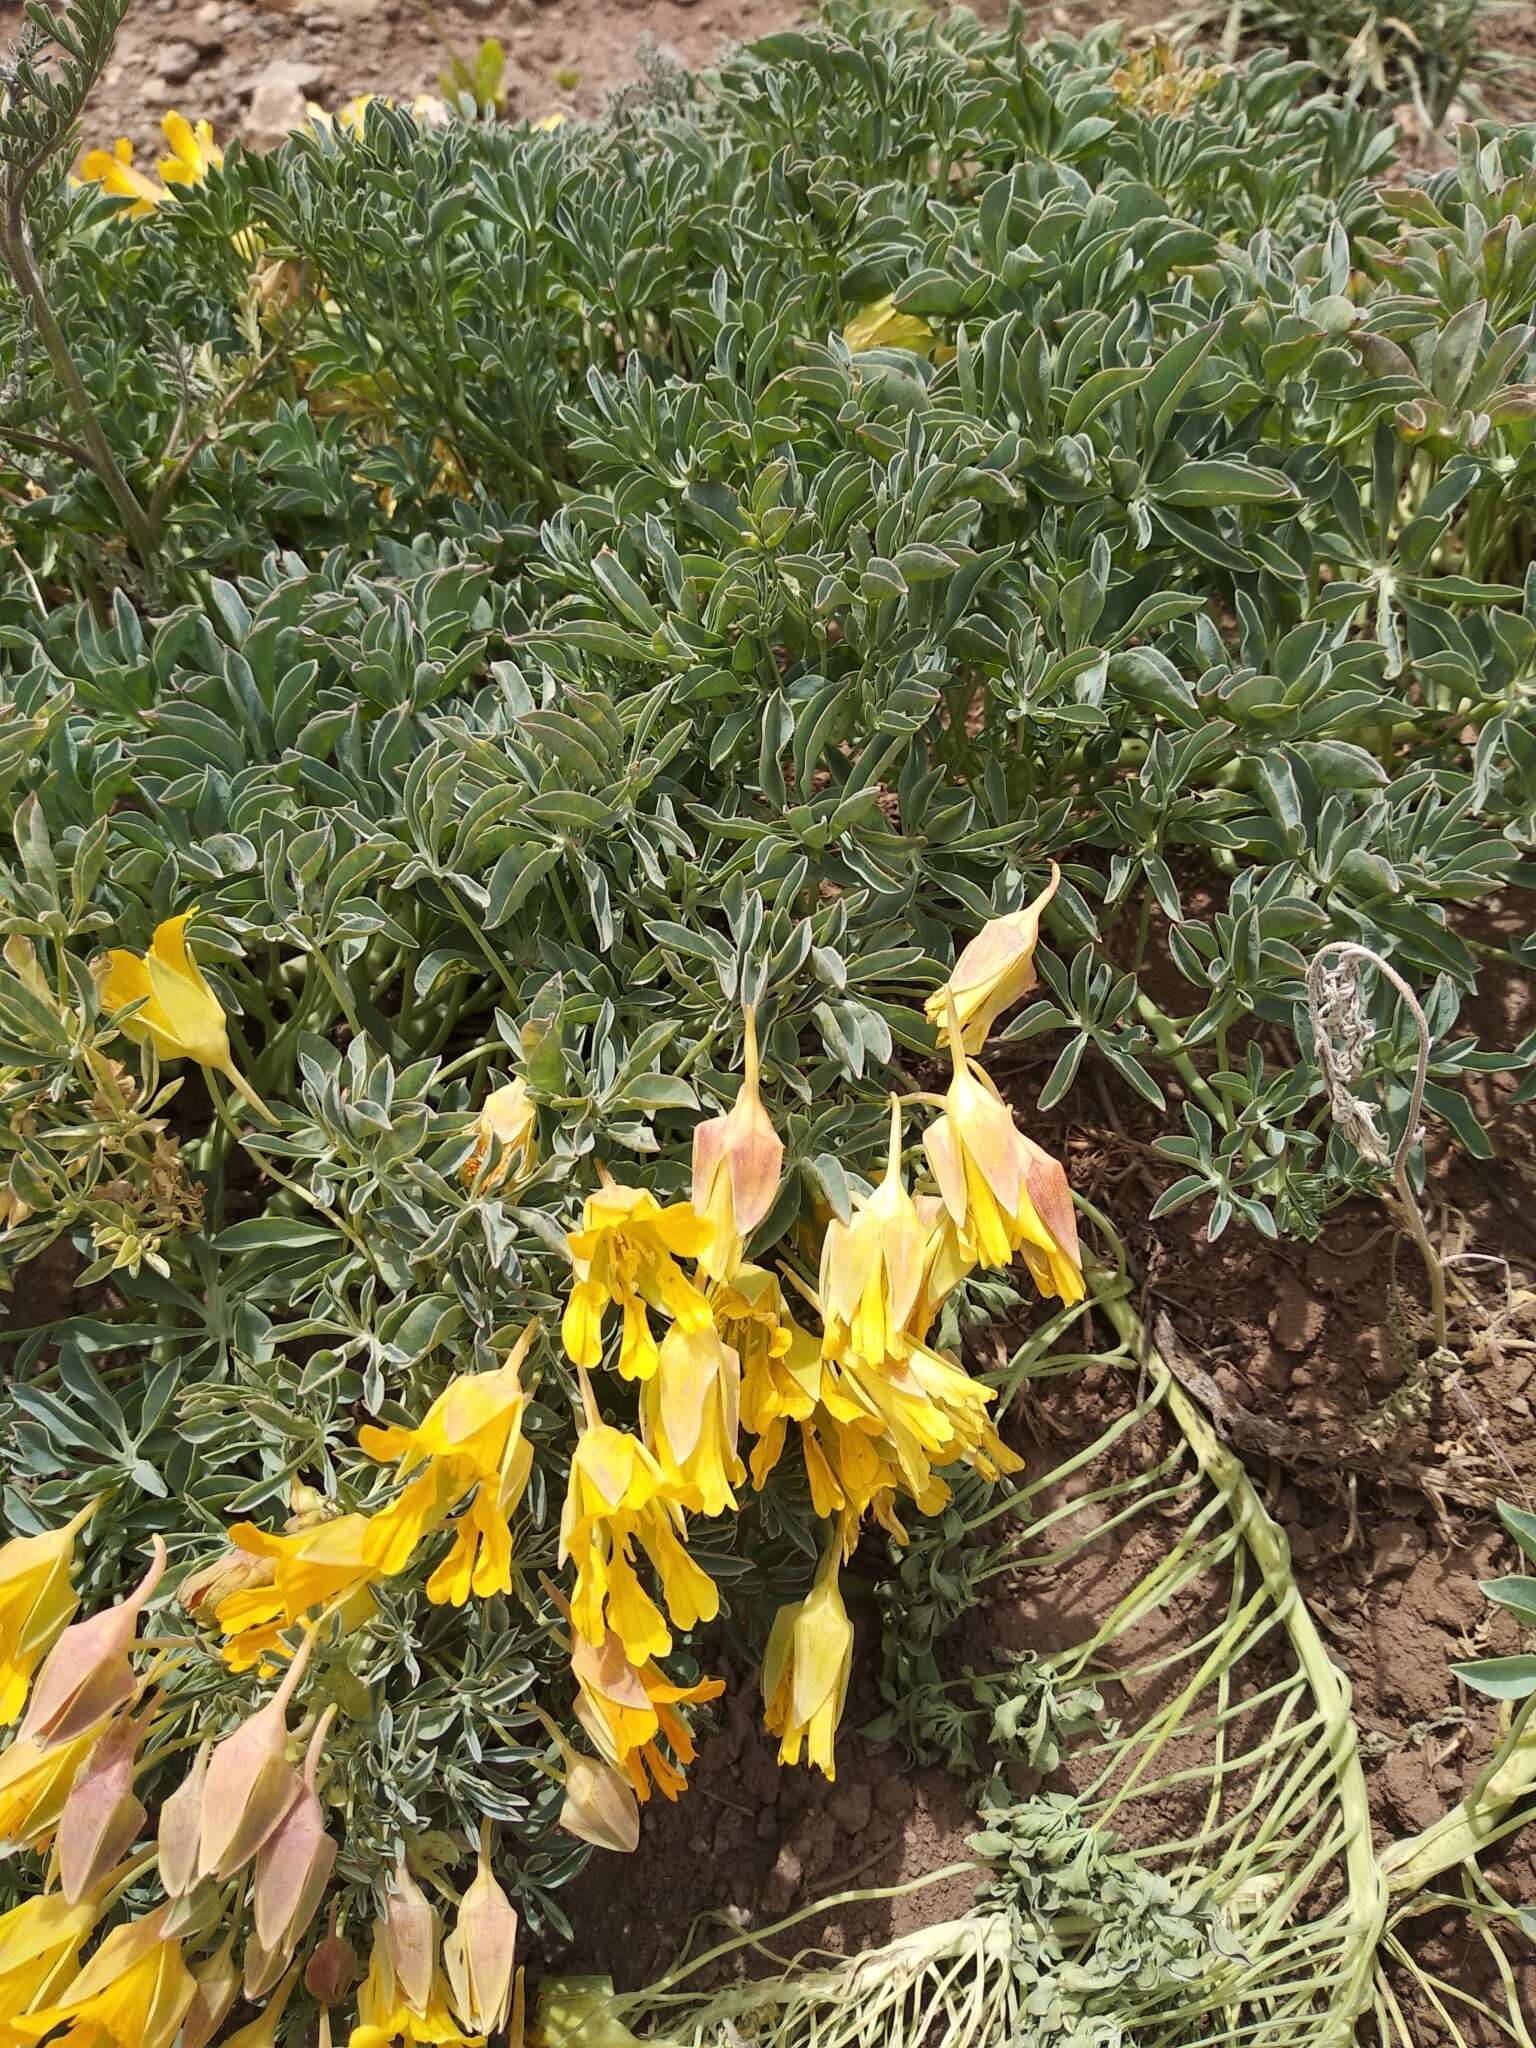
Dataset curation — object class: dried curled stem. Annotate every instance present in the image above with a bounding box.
[1305,939,1447,1354]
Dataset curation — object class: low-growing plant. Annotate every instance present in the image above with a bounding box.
[0,0,1533,2040]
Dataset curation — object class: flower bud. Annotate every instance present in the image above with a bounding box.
[157,1740,209,1898]
[251,1708,337,1966]
[382,1856,439,2014]
[924,865,1060,1055]
[57,1708,147,1903]
[691,1008,783,1283]
[22,1537,165,1749]
[558,1751,640,1855]
[180,1931,240,2048]
[444,1829,518,2033]
[305,1911,358,2006]
[197,1632,312,1881]
[462,1079,537,1190]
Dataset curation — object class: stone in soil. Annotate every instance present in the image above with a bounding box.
[158,40,202,82]
[245,58,328,150]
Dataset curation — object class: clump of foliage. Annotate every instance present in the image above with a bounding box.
[0,0,1534,2041]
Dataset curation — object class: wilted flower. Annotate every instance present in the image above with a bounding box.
[559,1398,718,1663]
[176,1543,276,1624]
[181,1935,240,2048]
[924,865,1059,1055]
[562,1183,715,1379]
[842,294,939,357]
[7,1905,195,2048]
[461,1079,537,1190]
[639,1322,744,1518]
[0,1501,95,1727]
[691,1008,783,1282]
[305,1914,358,2007]
[22,1537,164,1750]
[443,1828,518,2033]
[761,1547,854,1780]
[923,1000,1085,1304]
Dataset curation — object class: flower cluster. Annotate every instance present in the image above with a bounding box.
[0,885,1079,2043]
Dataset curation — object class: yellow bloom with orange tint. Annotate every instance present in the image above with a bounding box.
[639,1323,744,1518]
[562,1183,714,1379]
[923,1009,1083,1305]
[0,1503,94,1728]
[558,1405,718,1663]
[761,1546,853,1780]
[570,1623,723,1804]
[924,865,1060,1055]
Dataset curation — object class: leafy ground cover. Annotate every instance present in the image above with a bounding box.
[0,0,1535,2042]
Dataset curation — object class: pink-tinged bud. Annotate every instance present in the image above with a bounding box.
[304,1911,357,2006]
[181,1931,240,2048]
[382,1857,439,2014]
[692,1007,784,1283]
[558,1752,640,1854]
[57,1708,147,1903]
[197,1631,312,1881]
[157,1740,209,1898]
[22,1537,166,1749]
[251,1707,337,1965]
[444,1830,518,2033]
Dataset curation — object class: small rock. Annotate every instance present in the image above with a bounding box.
[157,41,201,83]
[759,1842,802,1914]
[687,1832,710,1856]
[189,24,227,53]
[1268,1276,1324,1355]
[1370,1518,1425,1579]
[245,58,327,149]
[828,1781,873,1836]
[874,1777,909,1817]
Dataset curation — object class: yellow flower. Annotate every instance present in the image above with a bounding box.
[359,1330,535,1608]
[96,913,271,1117]
[690,1007,783,1283]
[842,294,939,358]
[818,1100,928,1369]
[558,1402,718,1663]
[761,1547,853,1780]
[922,1012,1084,1305]
[0,1892,99,2020]
[0,1726,97,1854]
[0,1503,94,1727]
[909,1196,974,1343]
[349,1927,482,2048]
[570,1623,723,1804]
[837,1338,1021,1506]
[924,865,1059,1055]
[157,112,223,189]
[77,138,165,216]
[639,1322,744,1518]
[532,110,567,132]
[561,1183,714,1380]
[8,1907,195,2048]
[713,1266,821,1487]
[217,1468,450,1666]
[461,1080,537,1190]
